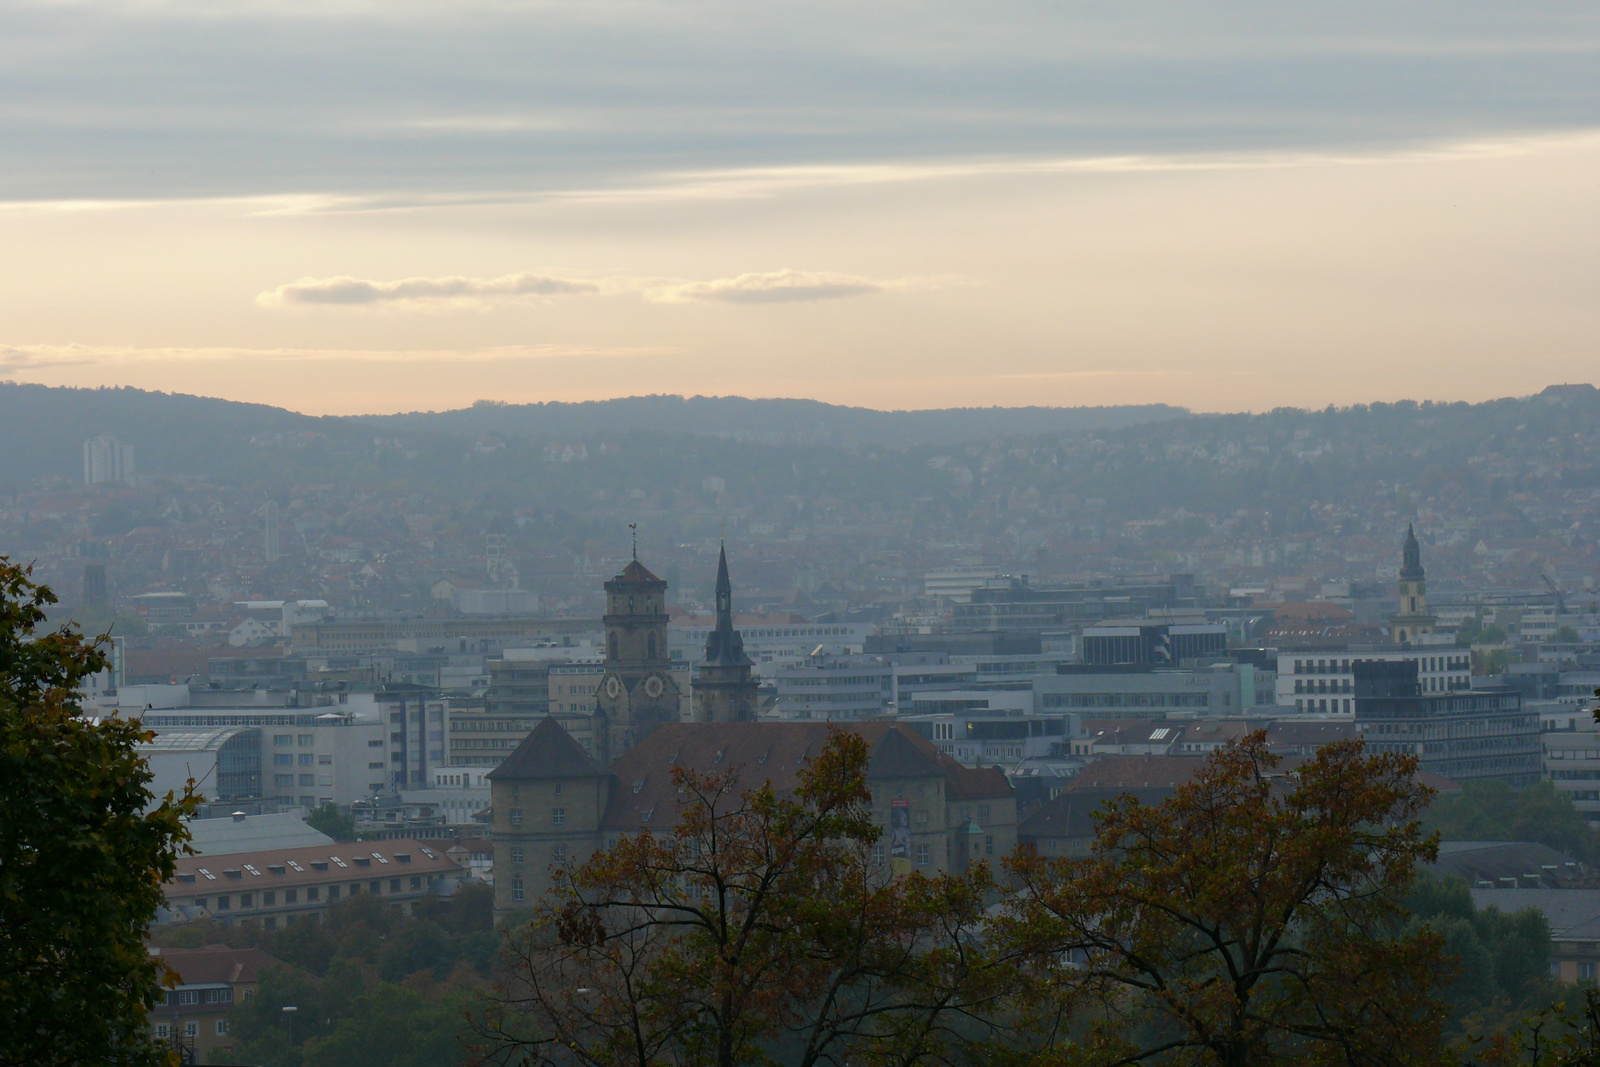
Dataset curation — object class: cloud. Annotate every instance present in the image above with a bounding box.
[256,272,600,308]
[646,269,894,304]
[255,268,910,311]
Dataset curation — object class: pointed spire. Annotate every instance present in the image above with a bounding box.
[1400,522,1424,580]
[703,541,749,666]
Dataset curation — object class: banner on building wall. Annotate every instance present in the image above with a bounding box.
[890,798,911,876]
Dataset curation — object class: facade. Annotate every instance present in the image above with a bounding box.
[1538,699,1600,826]
[594,559,683,762]
[1393,524,1437,644]
[161,839,464,928]
[1353,660,1539,786]
[83,434,135,484]
[1080,621,1228,666]
[951,573,1207,632]
[148,946,277,1061]
[770,653,894,719]
[691,544,760,723]
[1277,648,1471,713]
[1035,662,1275,720]
[487,718,1017,923]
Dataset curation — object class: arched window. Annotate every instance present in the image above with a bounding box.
[647,632,657,659]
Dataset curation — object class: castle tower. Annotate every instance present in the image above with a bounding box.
[692,544,759,723]
[1392,523,1435,644]
[594,554,681,762]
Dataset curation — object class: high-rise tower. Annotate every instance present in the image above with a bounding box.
[594,553,680,762]
[1392,523,1435,644]
[692,543,759,723]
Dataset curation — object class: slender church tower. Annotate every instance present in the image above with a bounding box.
[1392,523,1435,644]
[593,549,681,763]
[692,543,759,723]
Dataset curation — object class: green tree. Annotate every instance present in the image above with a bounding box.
[1405,874,1556,1030]
[0,558,199,1067]
[1551,626,1579,645]
[1423,780,1597,863]
[996,733,1451,1067]
[307,801,357,841]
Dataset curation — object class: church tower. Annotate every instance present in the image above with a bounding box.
[594,553,681,763]
[692,543,759,723]
[1392,523,1435,644]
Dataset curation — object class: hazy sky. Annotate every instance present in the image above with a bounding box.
[1,1,1595,415]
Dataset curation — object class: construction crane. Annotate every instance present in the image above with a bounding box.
[1542,573,1566,615]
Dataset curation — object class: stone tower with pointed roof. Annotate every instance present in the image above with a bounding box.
[594,555,681,763]
[692,544,759,724]
[1393,523,1436,644]
[487,716,611,921]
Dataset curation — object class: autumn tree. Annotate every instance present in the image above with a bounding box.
[996,732,1452,1067]
[0,558,200,1067]
[474,727,1011,1067]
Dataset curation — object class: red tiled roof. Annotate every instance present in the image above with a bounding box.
[154,946,283,987]
[166,838,462,895]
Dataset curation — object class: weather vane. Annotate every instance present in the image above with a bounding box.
[629,522,638,561]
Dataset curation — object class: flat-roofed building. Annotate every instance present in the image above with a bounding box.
[1354,660,1538,786]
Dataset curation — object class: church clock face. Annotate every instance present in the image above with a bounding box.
[644,674,665,699]
[605,676,621,699]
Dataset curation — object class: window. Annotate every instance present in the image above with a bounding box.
[368,739,383,748]
[216,1019,230,1036]
[273,754,294,766]
[977,805,990,821]
[915,844,930,868]
[552,845,567,862]
[298,753,314,766]
[239,893,252,907]
[552,807,566,826]
[194,897,207,909]
[299,774,315,786]
[274,774,294,787]
[1583,962,1597,981]
[410,875,422,891]
[509,808,523,827]
[371,879,383,894]
[368,761,384,769]
[178,989,201,1005]
[390,878,401,892]
[285,889,298,904]
[203,988,233,1004]
[273,734,293,746]
[328,886,340,900]
[216,895,231,911]
[263,891,275,906]
[306,887,320,901]
[185,1023,198,1038]
[871,843,884,866]
[915,809,928,825]
[985,835,995,857]
[154,1024,170,1039]
[510,846,524,864]
[512,877,525,902]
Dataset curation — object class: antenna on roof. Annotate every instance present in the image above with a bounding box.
[629,523,638,560]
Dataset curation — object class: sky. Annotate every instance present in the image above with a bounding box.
[0,1,1596,416]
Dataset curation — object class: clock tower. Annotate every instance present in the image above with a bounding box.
[595,555,681,762]
[1392,523,1436,645]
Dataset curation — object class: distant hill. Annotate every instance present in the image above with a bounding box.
[363,395,1192,446]
[0,384,1189,484]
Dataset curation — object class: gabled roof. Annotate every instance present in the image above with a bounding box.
[155,946,284,987]
[1019,786,1176,841]
[868,726,944,779]
[487,716,609,781]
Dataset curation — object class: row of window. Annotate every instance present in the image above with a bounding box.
[154,1020,228,1039]
[156,987,232,1006]
[194,876,424,911]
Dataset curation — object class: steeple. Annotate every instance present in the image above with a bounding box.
[1400,523,1424,581]
[704,542,750,667]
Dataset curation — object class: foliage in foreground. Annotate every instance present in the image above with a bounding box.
[995,732,1452,1067]
[477,727,1009,1067]
[0,557,199,1067]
